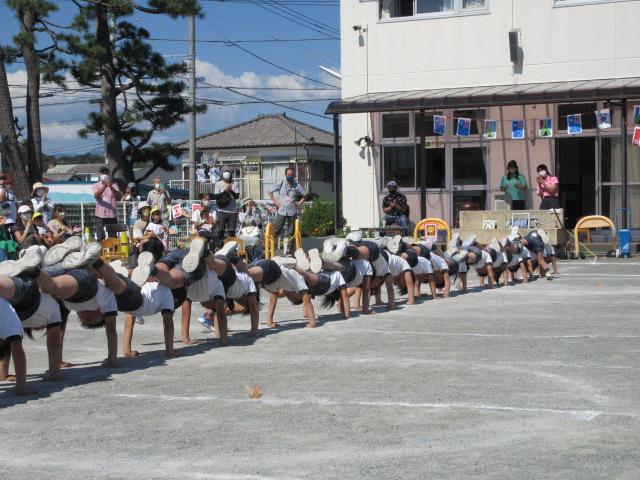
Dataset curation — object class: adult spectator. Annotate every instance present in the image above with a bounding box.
[380,181,408,231]
[146,176,171,227]
[48,205,82,243]
[0,202,19,261]
[31,182,54,224]
[0,173,18,223]
[499,160,528,210]
[92,166,120,241]
[268,167,307,256]
[237,197,263,261]
[213,169,240,242]
[121,182,141,226]
[535,164,560,209]
[12,204,41,250]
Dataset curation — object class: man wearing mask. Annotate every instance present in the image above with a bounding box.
[213,169,240,242]
[268,167,307,256]
[380,181,408,232]
[93,166,120,241]
[147,176,171,227]
[535,164,560,209]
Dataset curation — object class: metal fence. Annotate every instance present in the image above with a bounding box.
[169,178,297,201]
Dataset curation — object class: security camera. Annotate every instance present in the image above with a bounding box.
[353,25,362,31]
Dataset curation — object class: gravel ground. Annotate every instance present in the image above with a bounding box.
[1,257,639,479]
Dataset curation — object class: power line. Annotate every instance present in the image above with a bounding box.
[150,37,338,43]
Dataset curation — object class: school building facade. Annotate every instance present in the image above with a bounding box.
[327,0,640,230]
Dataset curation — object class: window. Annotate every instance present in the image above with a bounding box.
[414,111,442,138]
[453,109,485,136]
[416,145,446,188]
[382,113,410,138]
[558,103,597,131]
[311,163,332,182]
[382,145,415,188]
[381,0,488,19]
[452,147,487,185]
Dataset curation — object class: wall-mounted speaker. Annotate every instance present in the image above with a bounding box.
[509,31,519,64]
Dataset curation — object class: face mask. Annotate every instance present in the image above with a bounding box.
[155,184,161,190]
[22,213,32,220]
[100,174,109,182]
[508,168,516,174]
[286,175,294,182]
[388,188,397,194]
[223,172,231,180]
[58,213,66,218]
[538,170,547,177]
[37,189,45,196]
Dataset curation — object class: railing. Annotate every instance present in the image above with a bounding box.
[169,177,303,201]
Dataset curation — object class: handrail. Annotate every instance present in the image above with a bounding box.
[413,218,451,244]
[573,215,616,253]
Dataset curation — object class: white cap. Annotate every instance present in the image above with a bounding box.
[18,205,33,214]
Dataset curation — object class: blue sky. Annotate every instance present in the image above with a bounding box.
[0,0,341,158]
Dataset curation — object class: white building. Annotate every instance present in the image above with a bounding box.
[327,0,640,230]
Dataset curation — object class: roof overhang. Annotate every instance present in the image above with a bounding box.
[325,78,640,115]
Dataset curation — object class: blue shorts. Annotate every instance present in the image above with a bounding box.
[10,276,40,321]
[250,259,281,285]
[158,249,207,287]
[113,274,144,312]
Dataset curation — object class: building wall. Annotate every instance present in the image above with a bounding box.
[339,0,640,229]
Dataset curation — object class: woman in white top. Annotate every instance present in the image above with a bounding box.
[121,182,141,226]
[30,182,54,224]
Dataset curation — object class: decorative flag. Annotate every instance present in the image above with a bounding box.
[192,203,201,212]
[483,120,497,139]
[634,106,640,124]
[567,114,582,134]
[171,204,182,219]
[456,118,471,136]
[264,203,276,213]
[596,109,612,129]
[633,126,640,146]
[434,115,446,135]
[512,120,525,139]
[539,118,553,137]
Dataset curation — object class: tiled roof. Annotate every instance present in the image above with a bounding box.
[175,113,337,150]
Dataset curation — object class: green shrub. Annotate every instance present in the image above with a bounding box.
[300,199,345,237]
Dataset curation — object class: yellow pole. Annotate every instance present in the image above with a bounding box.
[265,223,275,259]
[294,219,302,251]
[120,230,130,258]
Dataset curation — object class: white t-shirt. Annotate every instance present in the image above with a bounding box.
[146,222,165,237]
[186,270,225,303]
[386,254,411,277]
[521,246,532,260]
[346,259,373,289]
[226,271,257,299]
[192,208,214,231]
[126,283,175,317]
[472,250,492,269]
[370,255,390,277]
[429,254,449,273]
[493,251,508,268]
[64,282,118,316]
[507,252,524,268]
[412,256,433,276]
[0,298,23,340]
[22,293,62,329]
[544,243,555,256]
[324,271,346,295]
[264,267,308,294]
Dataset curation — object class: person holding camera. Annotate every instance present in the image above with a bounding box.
[535,164,560,209]
[380,181,408,232]
[213,169,240,243]
[93,166,120,241]
[147,176,171,227]
[268,167,307,256]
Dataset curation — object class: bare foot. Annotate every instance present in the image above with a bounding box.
[124,350,140,357]
[1,374,17,382]
[306,323,318,328]
[166,350,184,357]
[353,305,362,310]
[387,304,396,311]
[101,360,122,368]
[406,301,416,305]
[60,362,74,368]
[14,386,38,396]
[249,331,265,337]
[362,310,377,315]
[266,322,280,328]
[219,338,230,347]
[183,339,200,346]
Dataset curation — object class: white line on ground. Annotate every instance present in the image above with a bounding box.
[113,393,636,421]
[368,330,640,339]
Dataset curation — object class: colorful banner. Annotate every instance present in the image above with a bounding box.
[596,109,612,129]
[512,120,524,139]
[633,126,640,146]
[456,118,471,136]
[567,114,582,134]
[171,204,182,219]
[539,118,553,137]
[483,120,497,139]
[634,106,640,124]
[434,115,446,135]
[424,223,438,242]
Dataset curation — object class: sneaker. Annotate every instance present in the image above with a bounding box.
[490,237,501,253]
[321,238,347,261]
[537,229,550,244]
[62,243,102,270]
[44,235,83,266]
[346,230,362,242]
[183,237,207,273]
[218,240,239,259]
[451,249,469,263]
[448,232,461,249]
[294,248,310,271]
[444,247,458,259]
[112,263,130,278]
[419,238,436,251]
[387,235,405,254]
[272,256,297,268]
[198,314,215,332]
[509,226,520,241]
[461,234,477,249]
[323,237,339,254]
[0,254,41,278]
[500,236,511,248]
[308,248,323,273]
[135,316,145,325]
[545,269,553,281]
[131,251,155,287]
[372,236,390,248]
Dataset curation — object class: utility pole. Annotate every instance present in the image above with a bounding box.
[188,15,197,200]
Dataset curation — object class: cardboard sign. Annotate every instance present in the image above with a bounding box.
[171,204,182,219]
[424,223,438,242]
[633,126,640,146]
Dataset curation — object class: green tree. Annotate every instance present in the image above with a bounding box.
[62,0,204,188]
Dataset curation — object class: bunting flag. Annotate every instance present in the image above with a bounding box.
[264,203,276,213]
[633,127,640,146]
[634,106,640,124]
[539,118,553,137]
[456,118,471,136]
[433,115,446,135]
[512,120,525,139]
[596,109,612,129]
[483,120,497,139]
[567,114,582,134]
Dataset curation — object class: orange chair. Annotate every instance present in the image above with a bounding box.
[225,237,249,263]
[100,238,127,262]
